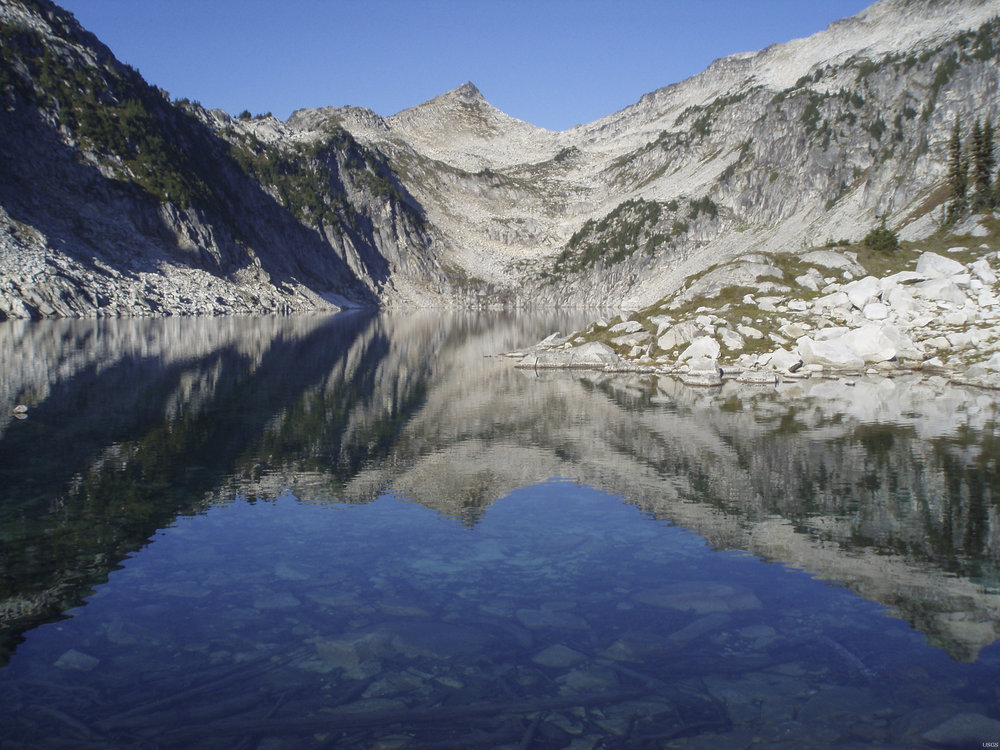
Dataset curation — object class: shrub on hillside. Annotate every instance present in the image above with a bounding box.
[862,219,899,253]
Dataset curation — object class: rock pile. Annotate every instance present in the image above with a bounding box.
[518,245,1000,390]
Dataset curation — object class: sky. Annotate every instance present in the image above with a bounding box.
[57,0,874,132]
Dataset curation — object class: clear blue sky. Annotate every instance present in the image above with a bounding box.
[57,0,873,132]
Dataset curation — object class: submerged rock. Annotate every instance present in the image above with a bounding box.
[920,712,1000,746]
[557,666,619,695]
[533,643,587,668]
[54,649,99,671]
[634,582,762,613]
[516,608,589,630]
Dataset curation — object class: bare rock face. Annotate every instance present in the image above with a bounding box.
[2,0,1000,316]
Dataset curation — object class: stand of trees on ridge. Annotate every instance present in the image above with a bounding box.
[947,115,998,224]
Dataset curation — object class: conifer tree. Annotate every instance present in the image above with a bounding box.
[972,117,996,211]
[947,115,968,221]
[978,117,996,209]
[996,157,1000,207]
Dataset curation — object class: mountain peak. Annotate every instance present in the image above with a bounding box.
[452,81,483,99]
[451,81,484,101]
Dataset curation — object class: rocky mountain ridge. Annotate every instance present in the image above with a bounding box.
[309,0,1000,308]
[1,0,1000,317]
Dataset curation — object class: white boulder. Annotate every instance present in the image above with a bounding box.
[519,341,621,368]
[657,320,699,351]
[842,276,881,310]
[886,286,918,315]
[736,323,764,339]
[910,278,967,305]
[779,323,810,339]
[882,271,925,288]
[795,268,824,291]
[946,331,973,349]
[609,320,645,334]
[916,252,965,279]
[797,337,865,369]
[678,336,721,363]
[649,314,673,336]
[719,328,745,351]
[757,297,783,312]
[568,342,622,366]
[796,324,914,368]
[761,347,803,372]
[813,291,851,311]
[612,331,652,347]
[681,361,723,387]
[971,259,997,284]
[863,302,890,320]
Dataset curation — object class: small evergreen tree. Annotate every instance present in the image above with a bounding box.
[863,217,899,253]
[947,115,968,222]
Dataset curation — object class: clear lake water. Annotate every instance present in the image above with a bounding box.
[1,311,1000,749]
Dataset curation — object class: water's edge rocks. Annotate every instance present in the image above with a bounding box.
[517,247,1000,391]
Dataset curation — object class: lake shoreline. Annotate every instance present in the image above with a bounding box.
[506,352,1000,392]
[511,242,1000,392]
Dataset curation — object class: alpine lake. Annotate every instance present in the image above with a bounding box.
[3,310,1000,750]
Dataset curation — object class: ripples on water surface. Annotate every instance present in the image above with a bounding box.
[2,311,1000,748]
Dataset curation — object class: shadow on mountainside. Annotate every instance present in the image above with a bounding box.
[0,0,397,313]
[0,93,381,309]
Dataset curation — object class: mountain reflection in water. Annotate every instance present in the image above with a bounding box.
[1,311,1000,748]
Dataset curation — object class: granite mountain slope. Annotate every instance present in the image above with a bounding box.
[314,0,1000,309]
[1,0,1000,317]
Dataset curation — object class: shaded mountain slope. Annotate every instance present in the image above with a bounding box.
[0,0,445,317]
